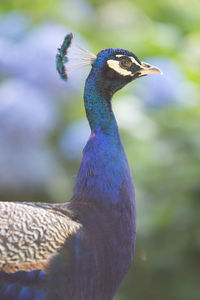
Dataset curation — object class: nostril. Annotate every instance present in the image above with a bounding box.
[141,62,151,68]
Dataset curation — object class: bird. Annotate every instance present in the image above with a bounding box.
[0,33,162,300]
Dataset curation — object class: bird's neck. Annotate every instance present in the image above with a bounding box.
[71,72,134,209]
[84,71,118,136]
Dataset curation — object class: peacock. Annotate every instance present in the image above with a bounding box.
[0,33,162,300]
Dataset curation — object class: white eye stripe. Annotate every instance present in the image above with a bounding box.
[115,54,141,67]
[107,59,134,76]
[129,57,141,66]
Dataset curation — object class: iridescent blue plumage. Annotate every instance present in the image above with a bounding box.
[0,270,46,300]
[0,34,162,299]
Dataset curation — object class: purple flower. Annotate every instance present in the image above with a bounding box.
[59,119,90,160]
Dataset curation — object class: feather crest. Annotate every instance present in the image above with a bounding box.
[56,33,96,81]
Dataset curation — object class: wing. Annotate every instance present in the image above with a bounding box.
[0,269,47,300]
[0,202,81,300]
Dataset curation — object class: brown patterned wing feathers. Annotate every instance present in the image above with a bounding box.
[0,202,81,273]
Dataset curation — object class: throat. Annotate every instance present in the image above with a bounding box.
[84,71,117,135]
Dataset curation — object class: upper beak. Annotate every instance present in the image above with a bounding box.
[138,62,163,76]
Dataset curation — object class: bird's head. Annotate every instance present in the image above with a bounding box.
[56,33,162,96]
[90,48,162,96]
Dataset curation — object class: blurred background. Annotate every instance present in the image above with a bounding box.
[0,0,200,299]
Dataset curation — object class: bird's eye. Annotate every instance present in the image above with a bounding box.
[119,57,132,69]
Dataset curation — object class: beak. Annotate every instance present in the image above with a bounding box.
[138,62,163,76]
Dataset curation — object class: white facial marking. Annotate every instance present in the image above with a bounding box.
[107,59,133,76]
[129,57,141,67]
[115,55,141,67]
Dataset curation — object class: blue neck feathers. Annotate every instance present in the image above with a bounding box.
[84,66,118,136]
[73,68,135,207]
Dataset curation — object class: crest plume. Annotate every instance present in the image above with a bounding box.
[56,33,96,81]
